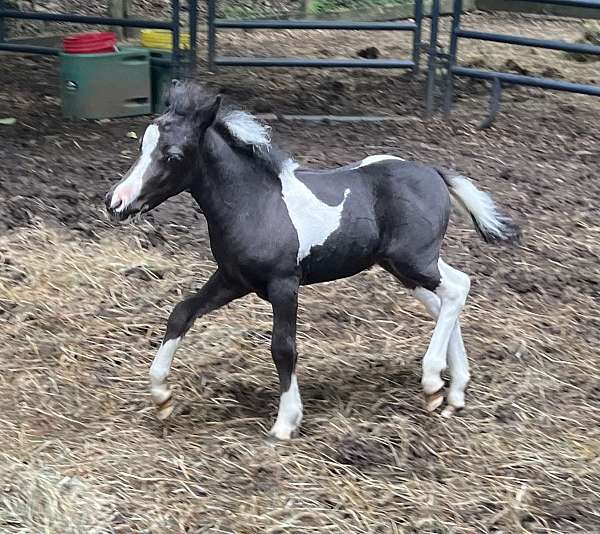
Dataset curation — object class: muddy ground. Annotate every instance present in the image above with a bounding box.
[1,11,599,534]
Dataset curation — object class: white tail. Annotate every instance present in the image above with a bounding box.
[440,172,521,244]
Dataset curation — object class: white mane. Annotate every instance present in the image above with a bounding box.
[223,110,271,148]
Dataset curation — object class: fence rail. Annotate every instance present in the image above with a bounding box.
[214,58,416,68]
[513,0,600,7]
[0,9,174,29]
[456,29,600,55]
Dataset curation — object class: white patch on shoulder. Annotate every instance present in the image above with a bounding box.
[110,123,160,212]
[355,154,405,168]
[279,159,350,264]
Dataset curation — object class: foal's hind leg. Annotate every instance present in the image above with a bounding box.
[418,260,470,412]
[382,255,470,412]
[413,264,471,416]
[150,270,247,420]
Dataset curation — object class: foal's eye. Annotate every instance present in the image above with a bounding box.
[165,147,184,163]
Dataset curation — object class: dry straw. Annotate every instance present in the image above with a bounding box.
[0,217,598,532]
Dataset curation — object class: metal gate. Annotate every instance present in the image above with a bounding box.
[207,0,424,74]
[427,0,600,123]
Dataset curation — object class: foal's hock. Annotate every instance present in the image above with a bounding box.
[105,80,520,440]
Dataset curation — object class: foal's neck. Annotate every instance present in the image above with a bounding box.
[190,128,279,228]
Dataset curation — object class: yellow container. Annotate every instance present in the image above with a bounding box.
[140,29,190,50]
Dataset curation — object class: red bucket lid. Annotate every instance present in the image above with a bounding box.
[63,32,117,54]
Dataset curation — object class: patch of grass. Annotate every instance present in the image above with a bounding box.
[307,0,412,14]
[221,0,413,18]
[221,5,265,19]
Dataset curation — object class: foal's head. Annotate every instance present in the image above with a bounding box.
[105,80,222,221]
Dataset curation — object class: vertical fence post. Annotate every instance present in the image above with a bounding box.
[0,0,6,43]
[108,0,130,41]
[171,0,181,78]
[189,0,198,73]
[412,0,423,74]
[425,0,440,118]
[443,0,462,115]
[207,0,216,72]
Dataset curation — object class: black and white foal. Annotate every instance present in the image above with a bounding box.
[105,81,519,440]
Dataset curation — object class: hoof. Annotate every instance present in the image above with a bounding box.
[424,390,445,412]
[153,388,174,421]
[156,397,174,421]
[266,431,297,443]
[267,425,299,442]
[447,389,466,411]
[441,404,463,418]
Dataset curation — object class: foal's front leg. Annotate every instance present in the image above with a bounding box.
[150,270,247,420]
[267,278,303,440]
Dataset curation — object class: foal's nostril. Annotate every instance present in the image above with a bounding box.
[105,191,122,212]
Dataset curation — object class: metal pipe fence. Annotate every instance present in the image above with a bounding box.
[425,0,441,116]
[0,1,195,75]
[3,0,599,122]
[438,0,600,122]
[206,0,424,73]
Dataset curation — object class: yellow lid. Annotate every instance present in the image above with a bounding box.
[140,29,190,50]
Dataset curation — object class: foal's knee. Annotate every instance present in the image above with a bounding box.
[438,269,470,310]
[271,340,296,365]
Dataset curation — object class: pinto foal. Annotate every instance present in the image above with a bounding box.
[106,81,519,440]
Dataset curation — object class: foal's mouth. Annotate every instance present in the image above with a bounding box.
[106,203,149,223]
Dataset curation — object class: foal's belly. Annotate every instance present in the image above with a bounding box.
[300,254,377,285]
[299,217,380,285]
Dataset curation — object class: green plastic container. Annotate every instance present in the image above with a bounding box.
[59,48,151,119]
[118,45,173,114]
[148,49,173,114]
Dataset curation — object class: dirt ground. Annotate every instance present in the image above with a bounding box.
[1,11,600,534]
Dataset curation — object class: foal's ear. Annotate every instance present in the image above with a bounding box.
[200,95,222,130]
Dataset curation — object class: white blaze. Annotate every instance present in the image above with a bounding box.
[110,124,160,212]
[279,159,350,264]
[355,154,405,168]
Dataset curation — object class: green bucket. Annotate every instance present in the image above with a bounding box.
[59,48,151,119]
[118,45,174,114]
[148,49,173,115]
